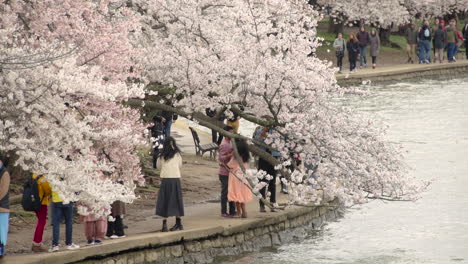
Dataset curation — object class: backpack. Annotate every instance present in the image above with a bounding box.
[424,28,430,38]
[21,175,44,212]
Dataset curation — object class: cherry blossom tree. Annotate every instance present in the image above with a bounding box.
[0,1,146,215]
[132,0,426,207]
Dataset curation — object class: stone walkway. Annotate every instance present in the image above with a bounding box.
[336,60,468,86]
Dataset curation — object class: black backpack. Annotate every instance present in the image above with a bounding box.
[21,175,43,212]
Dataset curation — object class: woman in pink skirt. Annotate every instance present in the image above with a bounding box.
[227,139,253,218]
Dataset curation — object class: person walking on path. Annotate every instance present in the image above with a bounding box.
[80,210,107,246]
[418,21,432,63]
[433,24,446,63]
[106,200,126,239]
[356,26,370,68]
[49,190,80,252]
[446,20,458,63]
[227,139,253,218]
[150,114,165,169]
[31,173,51,253]
[463,19,468,60]
[405,24,419,63]
[218,125,237,218]
[369,29,380,69]
[454,21,464,60]
[0,155,10,258]
[333,33,346,73]
[418,21,432,64]
[432,18,440,58]
[160,100,178,137]
[347,34,359,73]
[155,136,184,232]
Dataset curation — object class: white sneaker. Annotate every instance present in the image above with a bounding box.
[49,246,59,252]
[110,235,119,239]
[104,236,111,240]
[66,243,80,250]
[117,235,126,238]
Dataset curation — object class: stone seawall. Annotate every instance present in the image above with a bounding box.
[73,203,341,264]
[336,61,468,87]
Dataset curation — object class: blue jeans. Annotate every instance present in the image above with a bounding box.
[419,40,431,63]
[447,42,456,62]
[359,46,367,66]
[164,119,172,137]
[52,202,74,246]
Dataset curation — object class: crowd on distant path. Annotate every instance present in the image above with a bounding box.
[334,18,468,74]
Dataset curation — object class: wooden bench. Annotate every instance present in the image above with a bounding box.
[189,127,219,158]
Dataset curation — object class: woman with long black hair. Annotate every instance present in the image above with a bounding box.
[155,136,184,232]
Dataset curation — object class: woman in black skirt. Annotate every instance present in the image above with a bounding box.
[155,136,184,232]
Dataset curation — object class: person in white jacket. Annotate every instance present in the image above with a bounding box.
[155,136,184,232]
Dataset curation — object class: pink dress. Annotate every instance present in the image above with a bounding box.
[227,159,253,203]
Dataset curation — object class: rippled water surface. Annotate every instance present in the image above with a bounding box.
[220,78,468,264]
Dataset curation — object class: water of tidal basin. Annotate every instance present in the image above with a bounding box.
[221,78,468,264]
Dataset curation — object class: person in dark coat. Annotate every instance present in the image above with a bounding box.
[433,24,446,63]
[463,19,468,60]
[150,115,165,169]
[356,26,370,68]
[405,24,419,63]
[160,100,178,137]
[347,33,360,73]
[106,201,126,239]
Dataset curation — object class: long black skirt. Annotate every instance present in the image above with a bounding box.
[156,178,184,217]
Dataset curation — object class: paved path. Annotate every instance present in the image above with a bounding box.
[1,190,293,264]
[336,60,468,85]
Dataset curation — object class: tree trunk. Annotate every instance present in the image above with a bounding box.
[328,17,344,34]
[379,27,392,46]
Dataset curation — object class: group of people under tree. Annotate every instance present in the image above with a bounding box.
[333,18,468,73]
[406,18,468,64]
[0,154,127,256]
[334,26,381,73]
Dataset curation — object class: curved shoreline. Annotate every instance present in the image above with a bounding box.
[336,60,468,86]
[4,201,341,264]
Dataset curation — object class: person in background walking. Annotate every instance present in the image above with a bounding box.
[433,24,446,63]
[0,155,10,258]
[356,26,370,68]
[418,21,432,64]
[405,24,419,63]
[347,33,359,73]
[49,189,80,252]
[432,18,440,59]
[227,139,253,218]
[333,33,346,73]
[446,19,458,63]
[31,173,51,252]
[463,19,468,60]
[106,200,126,239]
[155,136,184,232]
[80,209,107,246]
[454,20,464,60]
[218,125,237,218]
[369,29,380,69]
[160,101,178,137]
[150,114,165,169]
